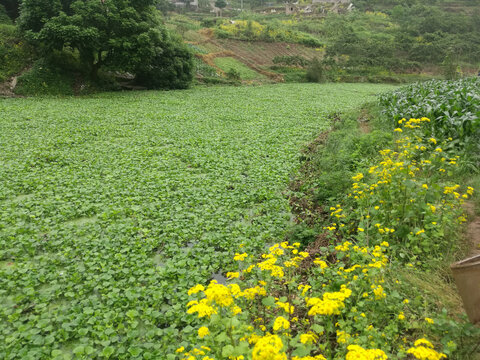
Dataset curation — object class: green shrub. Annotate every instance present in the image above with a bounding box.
[0,24,32,82]
[306,58,325,83]
[226,67,241,81]
[135,36,194,90]
[14,59,75,96]
[0,5,11,24]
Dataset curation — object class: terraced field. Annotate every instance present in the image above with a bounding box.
[0,83,396,359]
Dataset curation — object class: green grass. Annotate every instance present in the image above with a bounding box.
[213,57,264,80]
[0,83,396,359]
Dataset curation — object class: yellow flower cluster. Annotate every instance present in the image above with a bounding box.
[252,334,287,360]
[306,286,352,316]
[407,339,447,360]
[181,233,449,359]
[346,345,388,360]
[219,20,264,37]
[176,345,212,360]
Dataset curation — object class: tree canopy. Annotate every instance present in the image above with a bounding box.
[18,0,193,89]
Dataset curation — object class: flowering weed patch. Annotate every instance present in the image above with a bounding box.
[328,118,472,261]
[178,240,449,359]
[177,117,477,359]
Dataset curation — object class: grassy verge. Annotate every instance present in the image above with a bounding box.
[214,57,264,81]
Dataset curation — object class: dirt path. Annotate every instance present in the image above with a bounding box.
[464,202,480,257]
[0,76,17,97]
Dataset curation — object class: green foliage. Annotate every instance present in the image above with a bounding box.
[17,0,194,89]
[14,58,75,95]
[270,66,307,83]
[311,122,393,204]
[0,24,31,82]
[379,78,480,157]
[0,83,394,358]
[306,57,325,83]
[2,0,20,21]
[214,57,263,80]
[216,20,322,47]
[272,55,309,67]
[215,0,227,9]
[135,29,194,90]
[226,67,241,81]
[0,5,12,24]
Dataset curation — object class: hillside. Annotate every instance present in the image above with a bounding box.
[165,0,480,85]
[1,0,480,94]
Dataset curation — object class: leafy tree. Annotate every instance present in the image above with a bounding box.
[18,0,193,88]
[215,0,227,9]
[2,0,20,21]
[0,5,12,24]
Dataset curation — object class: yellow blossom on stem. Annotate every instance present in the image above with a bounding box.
[252,334,287,360]
[273,316,290,331]
[198,326,209,338]
[234,253,248,261]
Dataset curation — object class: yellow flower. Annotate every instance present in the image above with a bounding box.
[226,272,240,279]
[357,227,364,232]
[187,297,218,317]
[198,326,209,338]
[204,280,234,307]
[300,332,319,344]
[372,285,386,300]
[176,346,185,353]
[352,173,364,181]
[234,252,248,261]
[422,184,428,190]
[188,284,205,295]
[231,305,242,315]
[275,301,294,314]
[394,128,403,132]
[336,330,350,344]
[425,317,434,324]
[273,316,290,331]
[403,299,409,304]
[429,138,437,144]
[398,312,405,320]
[346,345,387,360]
[252,335,287,360]
[407,339,446,360]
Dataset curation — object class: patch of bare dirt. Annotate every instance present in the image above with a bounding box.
[464,202,480,257]
[0,76,18,97]
[358,108,370,134]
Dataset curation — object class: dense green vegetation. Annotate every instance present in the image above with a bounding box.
[177,78,480,359]
[0,22,31,84]
[176,0,480,83]
[214,57,264,80]
[0,83,395,359]
[380,78,480,152]
[0,0,194,94]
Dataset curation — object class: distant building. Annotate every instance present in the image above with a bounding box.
[286,0,351,14]
[312,0,349,3]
